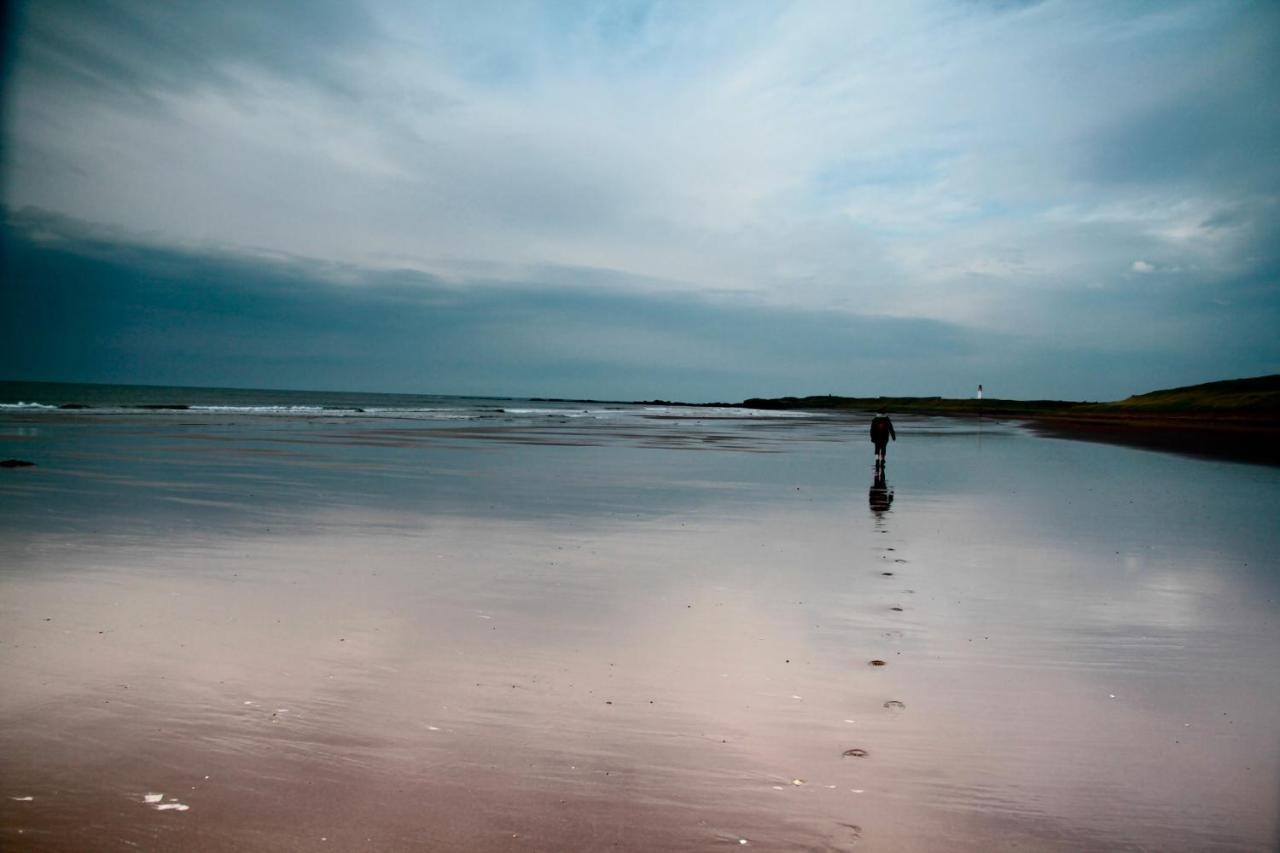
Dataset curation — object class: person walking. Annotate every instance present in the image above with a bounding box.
[870,411,896,467]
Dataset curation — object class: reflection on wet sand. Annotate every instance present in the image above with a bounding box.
[868,466,894,515]
[1,412,1278,851]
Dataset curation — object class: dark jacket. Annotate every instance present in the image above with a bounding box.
[870,416,896,444]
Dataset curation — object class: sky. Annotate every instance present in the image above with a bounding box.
[2,0,1278,401]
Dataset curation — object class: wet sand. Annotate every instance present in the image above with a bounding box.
[1022,413,1280,467]
[1,412,1278,851]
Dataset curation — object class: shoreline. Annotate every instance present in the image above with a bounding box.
[732,382,1280,466]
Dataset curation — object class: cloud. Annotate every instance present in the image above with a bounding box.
[0,208,958,399]
[4,207,1277,401]
[3,0,378,104]
[2,2,1278,397]
[1132,261,1154,274]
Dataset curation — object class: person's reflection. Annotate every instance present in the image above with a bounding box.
[869,466,894,514]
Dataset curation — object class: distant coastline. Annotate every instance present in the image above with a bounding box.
[4,375,1278,464]
[735,374,1280,466]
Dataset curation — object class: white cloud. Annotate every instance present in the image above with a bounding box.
[3,0,1277,385]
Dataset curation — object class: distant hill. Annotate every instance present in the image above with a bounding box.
[736,374,1279,465]
[739,374,1280,417]
[1086,374,1280,414]
[738,394,1074,416]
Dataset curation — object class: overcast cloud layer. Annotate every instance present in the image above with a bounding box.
[3,0,1278,400]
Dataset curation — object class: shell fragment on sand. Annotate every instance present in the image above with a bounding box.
[143,792,190,811]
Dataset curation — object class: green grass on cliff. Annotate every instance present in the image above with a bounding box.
[740,374,1280,417]
[738,394,1074,416]
[1085,374,1280,413]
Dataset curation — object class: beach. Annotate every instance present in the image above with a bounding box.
[1,398,1278,851]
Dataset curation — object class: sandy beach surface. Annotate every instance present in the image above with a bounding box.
[1,408,1277,851]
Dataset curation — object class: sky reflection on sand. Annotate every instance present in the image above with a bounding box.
[1,412,1277,850]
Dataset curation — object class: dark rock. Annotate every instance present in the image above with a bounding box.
[0,459,36,468]
[58,403,90,409]
[869,659,886,666]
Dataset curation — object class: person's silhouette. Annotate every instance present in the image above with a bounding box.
[869,411,896,468]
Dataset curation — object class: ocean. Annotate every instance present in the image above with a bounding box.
[0,379,695,417]
[0,379,807,424]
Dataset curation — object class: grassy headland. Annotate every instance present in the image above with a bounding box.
[1079,373,1280,414]
[740,393,1074,417]
[739,374,1280,465]
[741,374,1280,417]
